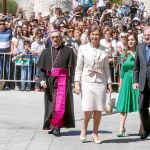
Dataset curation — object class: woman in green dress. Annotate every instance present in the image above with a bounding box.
[116,32,144,137]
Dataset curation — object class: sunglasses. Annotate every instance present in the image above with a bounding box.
[121,36,127,38]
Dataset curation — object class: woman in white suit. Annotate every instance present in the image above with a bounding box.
[74,25,112,144]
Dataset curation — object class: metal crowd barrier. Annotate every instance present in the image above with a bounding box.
[0,52,123,84]
[108,56,123,85]
[0,52,36,83]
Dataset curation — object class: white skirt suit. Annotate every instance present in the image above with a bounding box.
[74,42,112,111]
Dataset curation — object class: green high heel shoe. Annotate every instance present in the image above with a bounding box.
[117,127,126,137]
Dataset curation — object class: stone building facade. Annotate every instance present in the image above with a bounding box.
[15,0,72,17]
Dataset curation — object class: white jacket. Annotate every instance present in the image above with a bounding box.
[74,42,112,84]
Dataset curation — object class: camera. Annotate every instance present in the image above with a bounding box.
[54,19,62,28]
[75,13,83,20]
[107,9,113,13]
[75,15,82,20]
[104,21,112,27]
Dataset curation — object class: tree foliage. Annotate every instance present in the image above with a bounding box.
[111,0,123,4]
[0,0,18,14]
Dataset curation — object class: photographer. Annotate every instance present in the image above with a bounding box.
[130,0,138,19]
[97,0,107,18]
[80,0,92,16]
[50,7,63,28]
[68,8,83,26]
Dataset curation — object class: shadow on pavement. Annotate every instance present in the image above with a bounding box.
[102,137,150,143]
[61,130,113,136]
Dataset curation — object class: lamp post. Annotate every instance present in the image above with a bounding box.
[3,0,7,15]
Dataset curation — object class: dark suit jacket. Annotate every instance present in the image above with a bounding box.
[134,43,150,91]
[37,44,76,129]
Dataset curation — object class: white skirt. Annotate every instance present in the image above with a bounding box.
[81,82,107,111]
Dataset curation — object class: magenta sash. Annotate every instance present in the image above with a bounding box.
[48,68,68,128]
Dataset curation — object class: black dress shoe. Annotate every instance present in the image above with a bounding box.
[53,128,61,137]
[48,129,53,134]
[140,132,149,139]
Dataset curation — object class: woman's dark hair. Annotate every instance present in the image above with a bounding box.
[14,26,23,38]
[24,40,31,47]
[88,24,101,36]
[55,7,62,14]
[112,28,118,34]
[127,32,138,47]
[103,29,112,36]
[123,32,138,61]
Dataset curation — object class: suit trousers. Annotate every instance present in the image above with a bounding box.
[139,78,150,133]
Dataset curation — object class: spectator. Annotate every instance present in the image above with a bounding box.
[31,34,45,91]
[0,19,12,90]
[97,0,107,18]
[116,33,142,137]
[20,41,33,91]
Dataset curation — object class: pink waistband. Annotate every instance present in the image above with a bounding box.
[48,68,68,77]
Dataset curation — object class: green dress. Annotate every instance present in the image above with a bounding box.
[116,53,139,112]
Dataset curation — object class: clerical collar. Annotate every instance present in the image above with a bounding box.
[52,44,62,50]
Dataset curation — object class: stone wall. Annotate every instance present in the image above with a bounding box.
[15,0,72,18]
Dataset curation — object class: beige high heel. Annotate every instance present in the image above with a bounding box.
[92,133,101,144]
[80,130,87,142]
[80,135,87,142]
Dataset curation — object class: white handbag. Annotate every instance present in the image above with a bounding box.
[106,92,113,113]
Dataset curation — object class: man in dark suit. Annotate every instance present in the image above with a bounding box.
[134,26,150,139]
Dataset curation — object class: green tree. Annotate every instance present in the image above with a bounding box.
[0,0,18,14]
[111,0,123,4]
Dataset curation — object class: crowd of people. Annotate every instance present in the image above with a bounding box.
[0,0,150,143]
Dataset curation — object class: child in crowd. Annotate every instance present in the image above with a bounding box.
[19,41,33,91]
[31,34,45,91]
